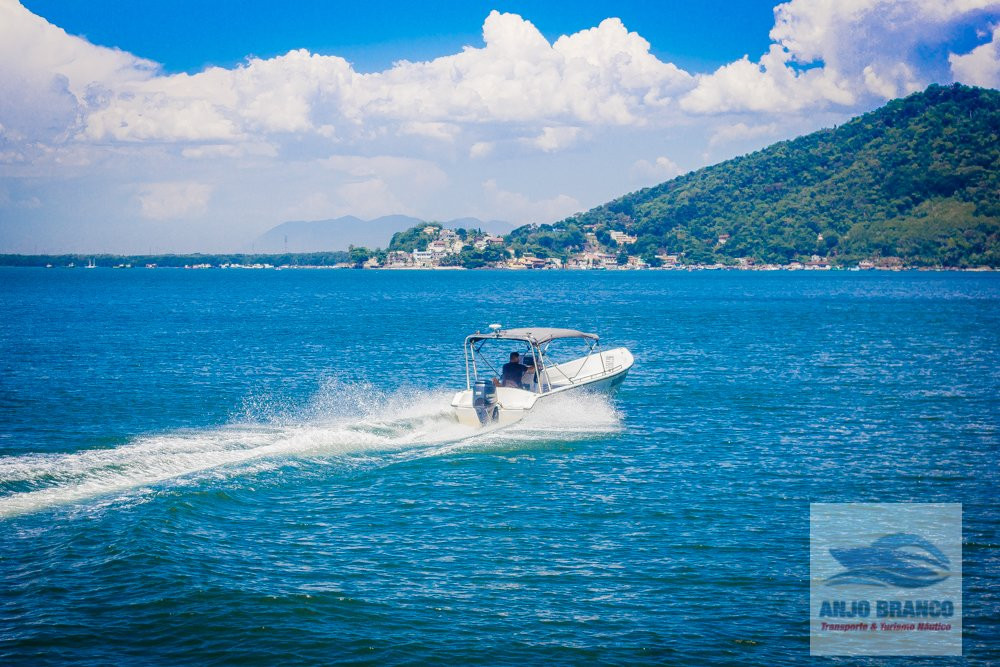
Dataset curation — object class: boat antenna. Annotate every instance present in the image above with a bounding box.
[488,323,502,336]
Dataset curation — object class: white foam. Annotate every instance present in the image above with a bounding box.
[0,385,621,518]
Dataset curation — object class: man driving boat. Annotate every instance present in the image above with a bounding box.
[500,351,528,388]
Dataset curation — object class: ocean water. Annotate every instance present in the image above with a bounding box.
[0,268,997,664]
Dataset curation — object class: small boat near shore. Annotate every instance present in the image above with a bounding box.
[451,324,633,427]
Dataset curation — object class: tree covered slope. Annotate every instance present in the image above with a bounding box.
[530,84,1000,266]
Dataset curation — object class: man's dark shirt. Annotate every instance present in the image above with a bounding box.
[501,361,528,387]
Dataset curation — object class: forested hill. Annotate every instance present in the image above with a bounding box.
[520,84,1000,267]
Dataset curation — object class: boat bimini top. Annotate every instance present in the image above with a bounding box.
[466,326,598,346]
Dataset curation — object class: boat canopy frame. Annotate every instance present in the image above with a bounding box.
[463,327,607,392]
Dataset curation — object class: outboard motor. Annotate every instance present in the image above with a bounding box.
[473,379,499,425]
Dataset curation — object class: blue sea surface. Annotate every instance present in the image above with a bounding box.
[1,268,998,664]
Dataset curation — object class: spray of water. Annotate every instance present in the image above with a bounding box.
[0,382,620,518]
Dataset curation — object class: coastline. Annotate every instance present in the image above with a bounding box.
[1,263,995,272]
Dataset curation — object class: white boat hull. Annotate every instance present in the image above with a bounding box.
[451,347,633,427]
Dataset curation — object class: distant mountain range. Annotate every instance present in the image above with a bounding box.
[253,215,514,252]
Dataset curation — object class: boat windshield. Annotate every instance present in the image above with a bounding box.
[466,338,540,390]
[535,337,597,366]
[465,333,602,392]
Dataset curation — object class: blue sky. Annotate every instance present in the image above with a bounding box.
[21,1,779,73]
[2,0,999,253]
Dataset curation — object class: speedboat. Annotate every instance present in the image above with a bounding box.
[451,324,634,427]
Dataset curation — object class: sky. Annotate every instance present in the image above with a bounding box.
[1,0,999,253]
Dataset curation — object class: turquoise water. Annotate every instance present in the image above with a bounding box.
[1,268,998,664]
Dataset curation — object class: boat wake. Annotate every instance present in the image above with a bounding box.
[0,382,621,519]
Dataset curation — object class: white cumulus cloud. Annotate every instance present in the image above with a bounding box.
[529,126,582,152]
[950,24,1000,87]
[3,1,998,153]
[708,122,780,147]
[0,0,156,144]
[1,6,695,149]
[630,156,684,183]
[336,179,411,219]
[681,0,999,113]
[137,181,212,220]
[480,179,580,224]
[469,141,495,159]
[399,121,461,141]
[318,154,449,192]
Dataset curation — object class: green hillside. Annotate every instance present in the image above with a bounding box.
[512,84,1000,267]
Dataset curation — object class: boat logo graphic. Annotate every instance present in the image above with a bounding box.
[825,533,951,588]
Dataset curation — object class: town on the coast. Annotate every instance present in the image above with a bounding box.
[320,223,925,271]
[18,220,990,272]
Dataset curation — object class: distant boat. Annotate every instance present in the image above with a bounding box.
[85,258,96,269]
